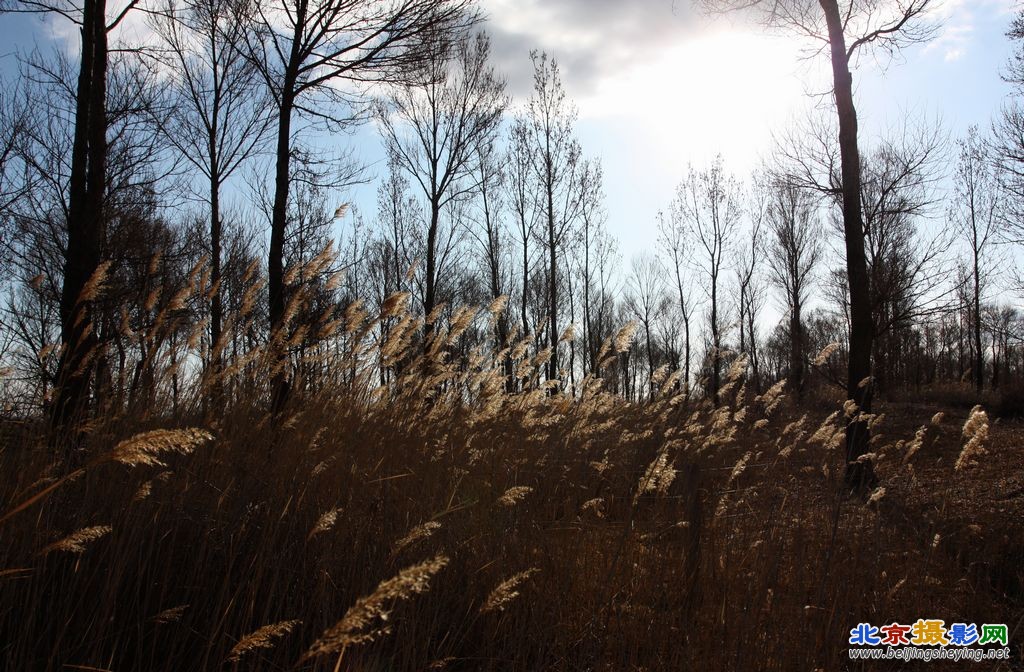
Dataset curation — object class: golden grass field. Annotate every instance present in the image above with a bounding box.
[1,299,1021,671]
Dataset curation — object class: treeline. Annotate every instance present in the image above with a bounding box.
[1,0,1024,437]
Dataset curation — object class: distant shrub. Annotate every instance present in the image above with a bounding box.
[996,384,1024,418]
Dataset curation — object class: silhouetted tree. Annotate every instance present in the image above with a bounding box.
[243,0,476,409]
[466,138,514,388]
[703,0,936,488]
[506,116,538,348]
[992,9,1024,292]
[151,0,271,411]
[766,179,822,397]
[626,251,666,397]
[524,51,584,389]
[2,0,148,443]
[676,156,741,405]
[658,204,697,397]
[576,159,613,379]
[951,126,1002,393]
[378,30,505,340]
[737,178,767,390]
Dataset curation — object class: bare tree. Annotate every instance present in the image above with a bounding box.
[0,80,30,221]
[2,0,148,441]
[465,138,514,388]
[378,30,505,342]
[375,152,419,298]
[658,206,696,397]
[859,132,948,394]
[702,0,937,488]
[737,179,767,390]
[801,116,950,394]
[505,115,538,346]
[243,0,476,408]
[524,51,584,389]
[575,158,611,379]
[993,9,1024,256]
[626,251,666,398]
[766,178,822,398]
[950,126,1002,393]
[675,156,742,406]
[151,0,271,410]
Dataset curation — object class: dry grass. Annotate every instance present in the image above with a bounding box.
[1,286,1021,670]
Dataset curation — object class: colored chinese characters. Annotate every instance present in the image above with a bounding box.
[849,621,1007,648]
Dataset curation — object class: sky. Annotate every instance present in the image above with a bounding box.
[0,0,1020,264]
[351,0,1018,262]
[477,0,1019,260]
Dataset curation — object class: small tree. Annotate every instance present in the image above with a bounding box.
[244,0,476,409]
[378,30,506,338]
[766,179,822,398]
[950,126,1002,393]
[737,179,767,391]
[626,251,666,398]
[658,205,696,397]
[524,51,584,389]
[151,0,271,411]
[675,156,742,406]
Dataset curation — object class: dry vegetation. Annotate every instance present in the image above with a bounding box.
[1,288,1022,671]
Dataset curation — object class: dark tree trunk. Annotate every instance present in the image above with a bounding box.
[644,319,654,397]
[520,228,530,344]
[683,313,691,399]
[710,268,720,406]
[973,252,983,393]
[790,296,804,399]
[268,83,296,413]
[209,164,223,412]
[52,0,107,447]
[820,0,876,490]
[546,181,558,388]
[747,304,760,392]
[425,197,440,335]
[583,229,591,377]
[674,264,690,399]
[482,181,514,393]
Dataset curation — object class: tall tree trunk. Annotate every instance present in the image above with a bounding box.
[482,180,514,393]
[546,181,558,388]
[52,0,106,447]
[268,83,296,413]
[209,164,223,412]
[583,226,591,377]
[790,295,804,399]
[820,0,876,490]
[738,289,747,354]
[425,198,440,335]
[710,268,720,406]
[683,312,691,399]
[747,304,760,392]
[566,269,576,395]
[520,222,529,344]
[973,251,983,393]
[674,266,690,399]
[644,318,654,398]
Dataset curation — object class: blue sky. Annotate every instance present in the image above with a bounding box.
[358,0,1019,262]
[0,0,1019,264]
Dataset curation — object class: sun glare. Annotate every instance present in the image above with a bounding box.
[582,29,813,171]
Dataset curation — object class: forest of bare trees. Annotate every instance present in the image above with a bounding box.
[3,0,1024,436]
[3,1,1024,669]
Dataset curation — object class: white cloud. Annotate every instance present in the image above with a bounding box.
[925,0,1016,63]
[483,0,702,98]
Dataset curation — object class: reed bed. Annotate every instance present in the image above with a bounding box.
[0,265,1015,670]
